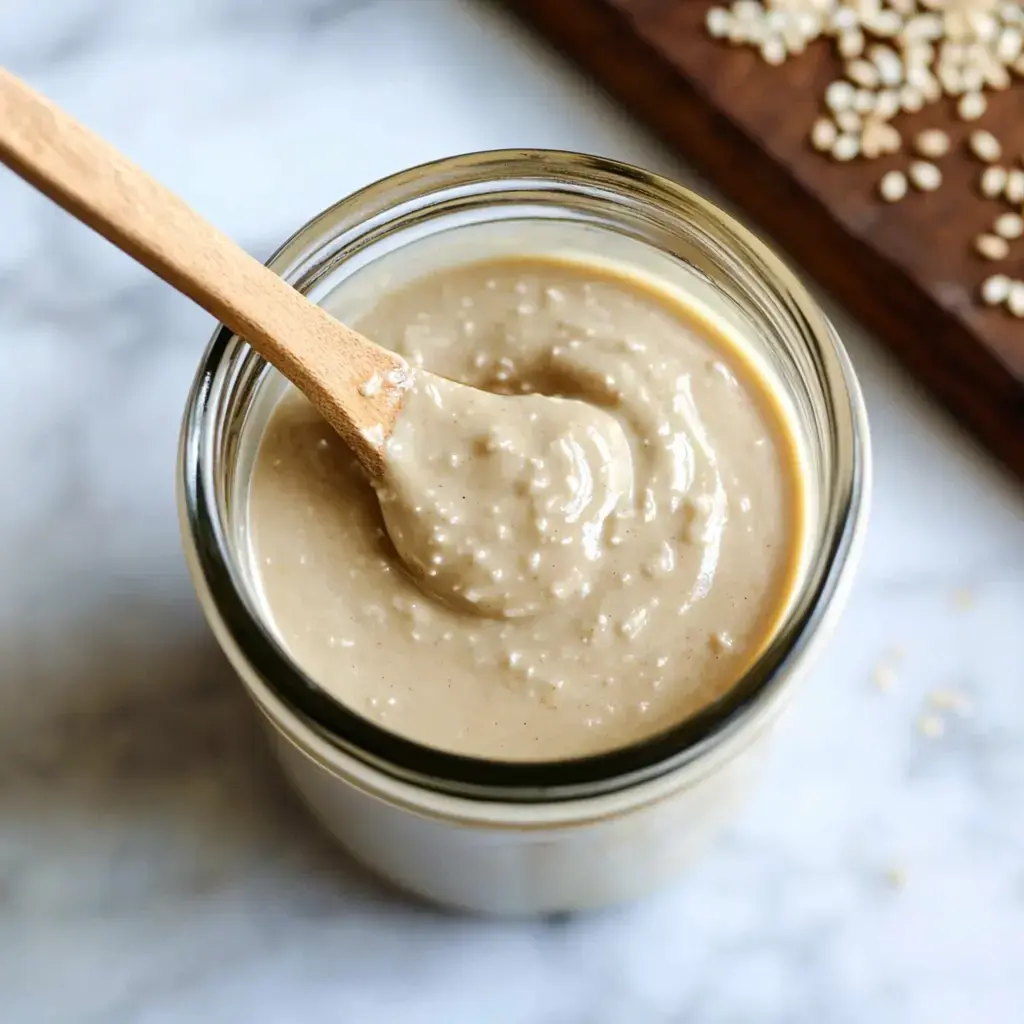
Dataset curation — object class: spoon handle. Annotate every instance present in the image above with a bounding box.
[0,66,403,475]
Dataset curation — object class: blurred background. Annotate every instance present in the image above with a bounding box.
[1,2,1022,1022]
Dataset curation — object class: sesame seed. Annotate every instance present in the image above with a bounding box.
[810,117,838,151]
[880,122,901,154]
[1009,282,1024,317]
[1005,169,1024,204]
[979,165,1008,198]
[872,45,904,86]
[832,133,860,162]
[938,63,964,96]
[878,169,908,202]
[975,233,1010,260]
[908,160,942,192]
[997,26,1023,63]
[848,58,880,88]
[962,66,984,94]
[836,109,863,134]
[867,8,903,38]
[904,63,933,92]
[969,130,1002,163]
[831,7,857,33]
[918,71,942,103]
[853,89,877,115]
[902,13,942,42]
[826,79,857,112]
[705,7,731,37]
[980,274,1012,305]
[957,91,987,121]
[761,35,787,65]
[838,28,865,58]
[899,83,924,111]
[994,212,1024,240]
[874,88,901,120]
[862,120,898,159]
[985,61,1011,90]
[914,128,949,159]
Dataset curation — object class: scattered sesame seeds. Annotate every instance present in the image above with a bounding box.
[703,2,1024,317]
[918,713,945,739]
[878,169,908,202]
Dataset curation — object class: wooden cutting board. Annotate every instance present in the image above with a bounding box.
[506,0,1024,481]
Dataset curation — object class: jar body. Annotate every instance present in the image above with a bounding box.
[178,151,871,915]
[272,709,769,914]
[273,681,775,914]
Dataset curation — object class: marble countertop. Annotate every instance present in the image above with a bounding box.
[1,1,1022,1021]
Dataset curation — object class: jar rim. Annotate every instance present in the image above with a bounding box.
[179,149,868,803]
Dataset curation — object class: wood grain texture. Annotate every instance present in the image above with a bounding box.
[0,67,405,477]
[506,0,1024,481]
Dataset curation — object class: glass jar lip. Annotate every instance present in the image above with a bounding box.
[180,149,868,803]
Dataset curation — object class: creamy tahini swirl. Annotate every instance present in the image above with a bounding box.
[249,258,805,760]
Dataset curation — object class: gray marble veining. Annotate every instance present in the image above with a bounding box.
[1,1,1022,1021]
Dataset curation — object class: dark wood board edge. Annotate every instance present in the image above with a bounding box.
[504,0,1024,483]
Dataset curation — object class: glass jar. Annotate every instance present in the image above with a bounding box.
[178,150,870,915]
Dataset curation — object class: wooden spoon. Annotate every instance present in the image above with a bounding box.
[0,67,410,478]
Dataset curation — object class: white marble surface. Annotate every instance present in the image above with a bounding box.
[1,1,1022,1021]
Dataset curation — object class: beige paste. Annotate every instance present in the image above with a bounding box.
[248,258,805,760]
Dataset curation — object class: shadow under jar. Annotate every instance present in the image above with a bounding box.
[178,150,871,916]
